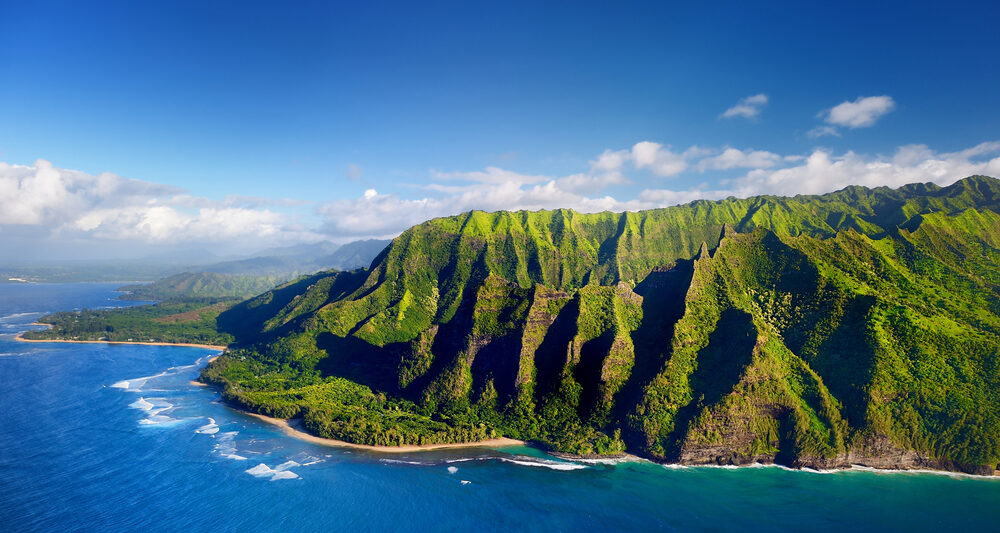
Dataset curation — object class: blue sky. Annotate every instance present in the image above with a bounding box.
[1,0,999,259]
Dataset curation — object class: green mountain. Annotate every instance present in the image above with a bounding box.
[201,175,1000,474]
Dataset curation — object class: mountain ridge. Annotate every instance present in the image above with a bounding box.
[201,175,1000,474]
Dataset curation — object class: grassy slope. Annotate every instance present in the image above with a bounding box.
[202,176,1000,470]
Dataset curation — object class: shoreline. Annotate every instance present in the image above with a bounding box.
[15,333,226,351]
[233,407,997,476]
[193,368,998,476]
[237,409,526,453]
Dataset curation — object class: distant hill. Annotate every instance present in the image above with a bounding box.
[119,272,289,301]
[120,239,391,300]
[201,239,390,276]
[202,176,1000,474]
[315,239,391,270]
[1,238,390,283]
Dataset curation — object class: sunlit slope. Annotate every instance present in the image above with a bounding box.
[203,176,1000,473]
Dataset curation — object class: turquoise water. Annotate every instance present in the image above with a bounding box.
[1,283,998,532]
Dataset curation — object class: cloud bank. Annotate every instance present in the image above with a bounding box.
[2,139,998,258]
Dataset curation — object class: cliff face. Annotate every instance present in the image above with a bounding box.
[203,176,1000,473]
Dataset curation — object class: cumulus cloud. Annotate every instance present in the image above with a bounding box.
[0,159,322,248]
[0,159,178,226]
[822,95,895,129]
[721,93,768,119]
[591,149,629,173]
[590,142,706,179]
[631,142,690,176]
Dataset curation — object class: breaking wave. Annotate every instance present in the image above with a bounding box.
[195,418,219,435]
[497,457,588,471]
[383,454,588,471]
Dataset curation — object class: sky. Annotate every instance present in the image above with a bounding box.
[1,0,999,261]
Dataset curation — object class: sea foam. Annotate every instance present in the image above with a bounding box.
[246,461,301,481]
[129,397,154,411]
[498,457,588,471]
[214,431,247,460]
[0,311,43,322]
[195,418,219,435]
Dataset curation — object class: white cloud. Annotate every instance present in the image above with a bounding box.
[591,149,628,173]
[806,126,841,138]
[432,166,548,185]
[549,172,629,194]
[0,159,322,248]
[631,142,688,176]
[697,148,781,171]
[822,95,895,129]
[0,159,178,226]
[7,138,1000,255]
[721,93,768,119]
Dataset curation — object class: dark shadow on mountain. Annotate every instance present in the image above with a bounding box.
[532,298,580,404]
[470,334,522,407]
[403,254,491,401]
[665,307,757,460]
[774,410,799,467]
[690,308,757,408]
[315,332,405,394]
[573,330,616,421]
[801,295,877,428]
[615,260,694,446]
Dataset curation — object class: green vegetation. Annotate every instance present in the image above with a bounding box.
[194,175,1000,471]
[23,298,235,346]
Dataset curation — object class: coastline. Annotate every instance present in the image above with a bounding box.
[237,409,526,453]
[193,367,998,476]
[15,333,226,351]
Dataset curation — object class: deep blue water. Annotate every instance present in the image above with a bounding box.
[1,283,999,532]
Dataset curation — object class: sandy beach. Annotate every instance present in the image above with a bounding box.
[238,410,525,453]
[15,333,227,351]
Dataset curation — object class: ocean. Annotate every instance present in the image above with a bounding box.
[1,282,997,532]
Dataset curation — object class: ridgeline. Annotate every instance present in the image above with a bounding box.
[200,176,1000,474]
